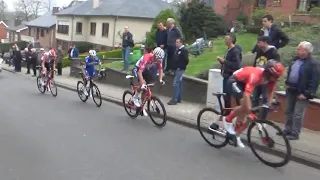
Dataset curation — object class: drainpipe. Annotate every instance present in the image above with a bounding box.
[70,15,75,46]
[112,16,118,50]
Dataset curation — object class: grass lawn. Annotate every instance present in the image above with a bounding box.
[104,33,257,76]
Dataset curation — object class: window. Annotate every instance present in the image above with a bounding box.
[90,22,96,35]
[40,29,44,37]
[298,0,320,12]
[273,0,281,4]
[76,22,82,34]
[57,25,69,34]
[102,23,109,37]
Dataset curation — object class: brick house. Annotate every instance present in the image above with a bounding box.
[189,0,320,25]
[0,21,9,42]
[6,22,29,43]
[24,7,60,49]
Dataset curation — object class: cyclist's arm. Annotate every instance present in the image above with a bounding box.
[138,60,146,86]
[53,59,56,71]
[156,63,163,82]
[96,57,102,71]
[243,81,255,113]
[41,56,46,70]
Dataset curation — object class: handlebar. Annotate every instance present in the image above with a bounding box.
[251,101,281,114]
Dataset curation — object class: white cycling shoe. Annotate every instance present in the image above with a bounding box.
[132,96,141,107]
[223,117,245,148]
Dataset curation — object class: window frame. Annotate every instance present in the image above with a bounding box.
[90,22,96,36]
[76,22,83,34]
[101,23,109,37]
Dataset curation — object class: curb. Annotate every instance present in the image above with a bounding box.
[3,67,320,170]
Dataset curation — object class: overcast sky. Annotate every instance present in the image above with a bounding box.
[7,0,74,11]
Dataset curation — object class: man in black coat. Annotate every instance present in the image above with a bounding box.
[12,45,22,72]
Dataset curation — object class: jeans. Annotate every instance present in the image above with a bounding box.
[172,69,184,102]
[284,89,308,136]
[252,85,268,107]
[222,77,231,109]
[122,46,131,70]
[162,49,167,71]
[57,62,62,75]
[166,45,176,71]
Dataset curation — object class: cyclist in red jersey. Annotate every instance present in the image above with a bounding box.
[40,48,56,86]
[211,60,285,148]
[132,47,165,108]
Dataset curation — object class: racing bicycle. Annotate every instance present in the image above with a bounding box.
[122,75,167,128]
[36,65,58,97]
[76,69,103,107]
[197,92,291,167]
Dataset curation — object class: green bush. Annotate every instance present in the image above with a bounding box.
[146,9,182,47]
[246,25,261,34]
[0,41,28,52]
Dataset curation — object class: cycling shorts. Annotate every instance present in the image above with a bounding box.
[85,69,95,78]
[131,67,154,84]
[226,75,245,100]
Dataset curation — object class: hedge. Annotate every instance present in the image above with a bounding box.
[0,41,28,52]
[62,46,141,67]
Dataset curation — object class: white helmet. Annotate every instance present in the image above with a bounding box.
[153,47,165,59]
[89,50,96,56]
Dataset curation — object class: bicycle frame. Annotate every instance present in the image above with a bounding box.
[129,78,153,110]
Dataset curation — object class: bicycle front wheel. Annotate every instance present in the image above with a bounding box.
[147,96,167,128]
[247,120,291,167]
[77,81,88,102]
[197,108,229,148]
[49,79,58,97]
[36,77,45,93]
[92,84,102,107]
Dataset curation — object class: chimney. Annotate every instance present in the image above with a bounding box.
[14,18,22,26]
[52,7,60,14]
[93,0,99,8]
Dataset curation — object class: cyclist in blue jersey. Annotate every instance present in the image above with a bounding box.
[82,50,101,96]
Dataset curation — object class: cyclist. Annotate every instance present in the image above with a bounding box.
[40,48,56,86]
[82,50,101,96]
[210,60,285,148]
[132,47,165,108]
[131,47,152,78]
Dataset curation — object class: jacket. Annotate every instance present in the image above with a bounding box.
[156,29,167,48]
[253,45,280,67]
[167,26,181,46]
[252,24,289,53]
[122,32,133,47]
[173,46,189,70]
[285,56,320,99]
[222,46,241,77]
[57,49,64,63]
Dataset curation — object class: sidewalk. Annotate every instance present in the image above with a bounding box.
[2,64,320,169]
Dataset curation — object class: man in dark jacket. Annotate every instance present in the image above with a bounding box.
[30,48,38,77]
[218,34,242,111]
[25,48,32,74]
[12,45,22,72]
[252,36,281,112]
[156,21,167,69]
[56,45,64,75]
[166,18,182,73]
[122,26,133,71]
[252,14,289,53]
[282,41,319,140]
[168,38,189,105]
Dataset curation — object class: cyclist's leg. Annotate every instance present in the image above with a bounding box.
[132,69,148,107]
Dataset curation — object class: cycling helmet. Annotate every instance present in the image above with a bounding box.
[264,60,285,78]
[48,49,56,57]
[89,50,96,56]
[153,47,165,59]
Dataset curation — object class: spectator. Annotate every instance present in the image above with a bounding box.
[252,14,289,53]
[217,34,242,112]
[282,41,319,140]
[167,38,189,105]
[56,45,64,75]
[252,36,280,112]
[12,44,22,72]
[25,48,32,74]
[122,26,133,71]
[166,18,182,73]
[67,45,72,59]
[156,21,167,69]
[70,45,79,59]
[30,48,37,77]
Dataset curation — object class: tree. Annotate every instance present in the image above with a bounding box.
[146,9,182,47]
[15,0,48,20]
[179,0,225,41]
[0,0,7,20]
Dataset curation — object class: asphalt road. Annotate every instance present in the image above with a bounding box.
[0,71,319,180]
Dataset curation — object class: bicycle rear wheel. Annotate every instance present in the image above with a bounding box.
[147,96,167,128]
[36,76,45,93]
[197,108,229,148]
[122,90,139,118]
[92,84,102,107]
[49,79,58,97]
[77,81,88,102]
[247,120,291,167]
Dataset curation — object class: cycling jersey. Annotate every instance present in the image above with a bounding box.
[233,66,275,94]
[139,53,162,72]
[84,56,100,77]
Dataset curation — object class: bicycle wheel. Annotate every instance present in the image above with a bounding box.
[122,90,139,118]
[77,81,88,102]
[92,84,102,107]
[247,120,291,167]
[147,96,167,128]
[36,76,45,93]
[49,79,58,97]
[197,108,229,148]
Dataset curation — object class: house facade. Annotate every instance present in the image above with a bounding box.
[55,0,174,50]
[7,23,29,43]
[0,21,9,42]
[192,0,320,25]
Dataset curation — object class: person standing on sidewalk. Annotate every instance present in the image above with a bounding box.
[167,38,189,105]
[156,21,167,70]
[30,48,38,77]
[166,18,182,74]
[122,26,133,72]
[252,36,280,119]
[218,34,242,112]
[56,45,64,75]
[281,41,320,140]
[25,48,32,74]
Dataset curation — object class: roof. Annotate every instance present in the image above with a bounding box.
[0,21,8,27]
[6,21,28,32]
[56,0,175,19]
[25,12,57,28]
[67,0,86,7]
